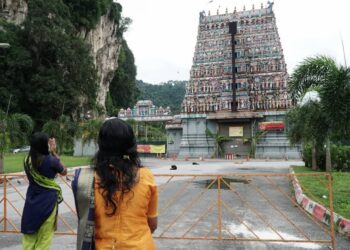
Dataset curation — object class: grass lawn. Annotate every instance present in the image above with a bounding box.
[3,153,91,173]
[293,166,350,219]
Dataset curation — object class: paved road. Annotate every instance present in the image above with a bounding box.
[1,158,349,249]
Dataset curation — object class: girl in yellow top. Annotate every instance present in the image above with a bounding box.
[72,118,158,250]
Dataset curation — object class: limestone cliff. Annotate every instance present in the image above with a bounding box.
[0,0,28,25]
[79,12,122,109]
[1,0,122,109]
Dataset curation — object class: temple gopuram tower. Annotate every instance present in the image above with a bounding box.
[169,3,300,159]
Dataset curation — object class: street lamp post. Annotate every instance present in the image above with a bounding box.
[0,42,10,174]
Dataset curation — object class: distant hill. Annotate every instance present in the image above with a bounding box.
[136,80,187,114]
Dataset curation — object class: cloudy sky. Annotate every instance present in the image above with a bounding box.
[118,0,350,84]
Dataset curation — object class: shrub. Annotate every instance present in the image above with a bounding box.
[302,143,350,171]
[331,145,350,171]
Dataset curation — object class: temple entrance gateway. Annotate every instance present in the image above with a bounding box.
[167,3,300,159]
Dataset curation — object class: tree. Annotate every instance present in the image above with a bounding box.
[77,119,102,154]
[0,0,99,127]
[137,122,166,142]
[320,65,350,138]
[0,21,32,113]
[137,80,186,115]
[42,116,76,154]
[289,56,338,101]
[286,100,328,170]
[125,119,137,132]
[248,124,267,159]
[0,110,34,173]
[22,0,98,124]
[206,128,230,158]
[63,0,121,31]
[288,56,349,172]
[1,0,137,128]
[109,40,138,110]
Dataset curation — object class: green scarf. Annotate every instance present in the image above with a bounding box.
[24,155,63,203]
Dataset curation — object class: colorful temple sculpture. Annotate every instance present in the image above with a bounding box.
[118,100,173,122]
[167,3,300,159]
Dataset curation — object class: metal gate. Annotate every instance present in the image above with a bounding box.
[0,173,336,249]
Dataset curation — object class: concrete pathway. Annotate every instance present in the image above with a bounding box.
[0,158,349,249]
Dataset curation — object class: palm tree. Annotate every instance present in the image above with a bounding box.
[248,130,267,159]
[141,123,166,142]
[42,115,76,154]
[289,56,349,172]
[289,56,338,101]
[206,128,230,158]
[320,65,350,138]
[0,110,34,173]
[125,119,137,137]
[77,119,102,154]
[286,101,328,170]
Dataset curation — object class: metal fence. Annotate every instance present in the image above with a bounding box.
[0,172,336,249]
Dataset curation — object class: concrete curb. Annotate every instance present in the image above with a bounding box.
[290,168,350,239]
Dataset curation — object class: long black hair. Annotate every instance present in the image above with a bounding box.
[25,132,50,171]
[94,118,141,215]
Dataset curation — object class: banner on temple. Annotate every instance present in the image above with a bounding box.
[258,121,285,131]
[137,144,166,154]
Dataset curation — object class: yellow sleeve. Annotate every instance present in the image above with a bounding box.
[146,169,158,218]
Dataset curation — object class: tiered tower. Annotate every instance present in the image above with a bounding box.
[173,3,299,159]
[182,2,291,115]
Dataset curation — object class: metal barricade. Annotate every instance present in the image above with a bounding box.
[0,172,336,249]
[0,174,77,235]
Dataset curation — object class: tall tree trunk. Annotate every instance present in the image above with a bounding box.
[325,137,332,172]
[81,141,85,156]
[311,142,317,171]
[251,139,256,159]
[0,152,4,174]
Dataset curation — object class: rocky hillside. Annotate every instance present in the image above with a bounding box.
[0,0,124,107]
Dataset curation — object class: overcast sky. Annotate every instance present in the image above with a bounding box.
[118,0,350,84]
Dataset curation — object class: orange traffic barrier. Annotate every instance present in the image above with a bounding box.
[0,172,336,249]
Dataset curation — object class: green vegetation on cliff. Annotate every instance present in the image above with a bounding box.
[0,0,98,127]
[0,0,140,163]
[107,39,138,116]
[0,0,130,127]
[63,0,122,30]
